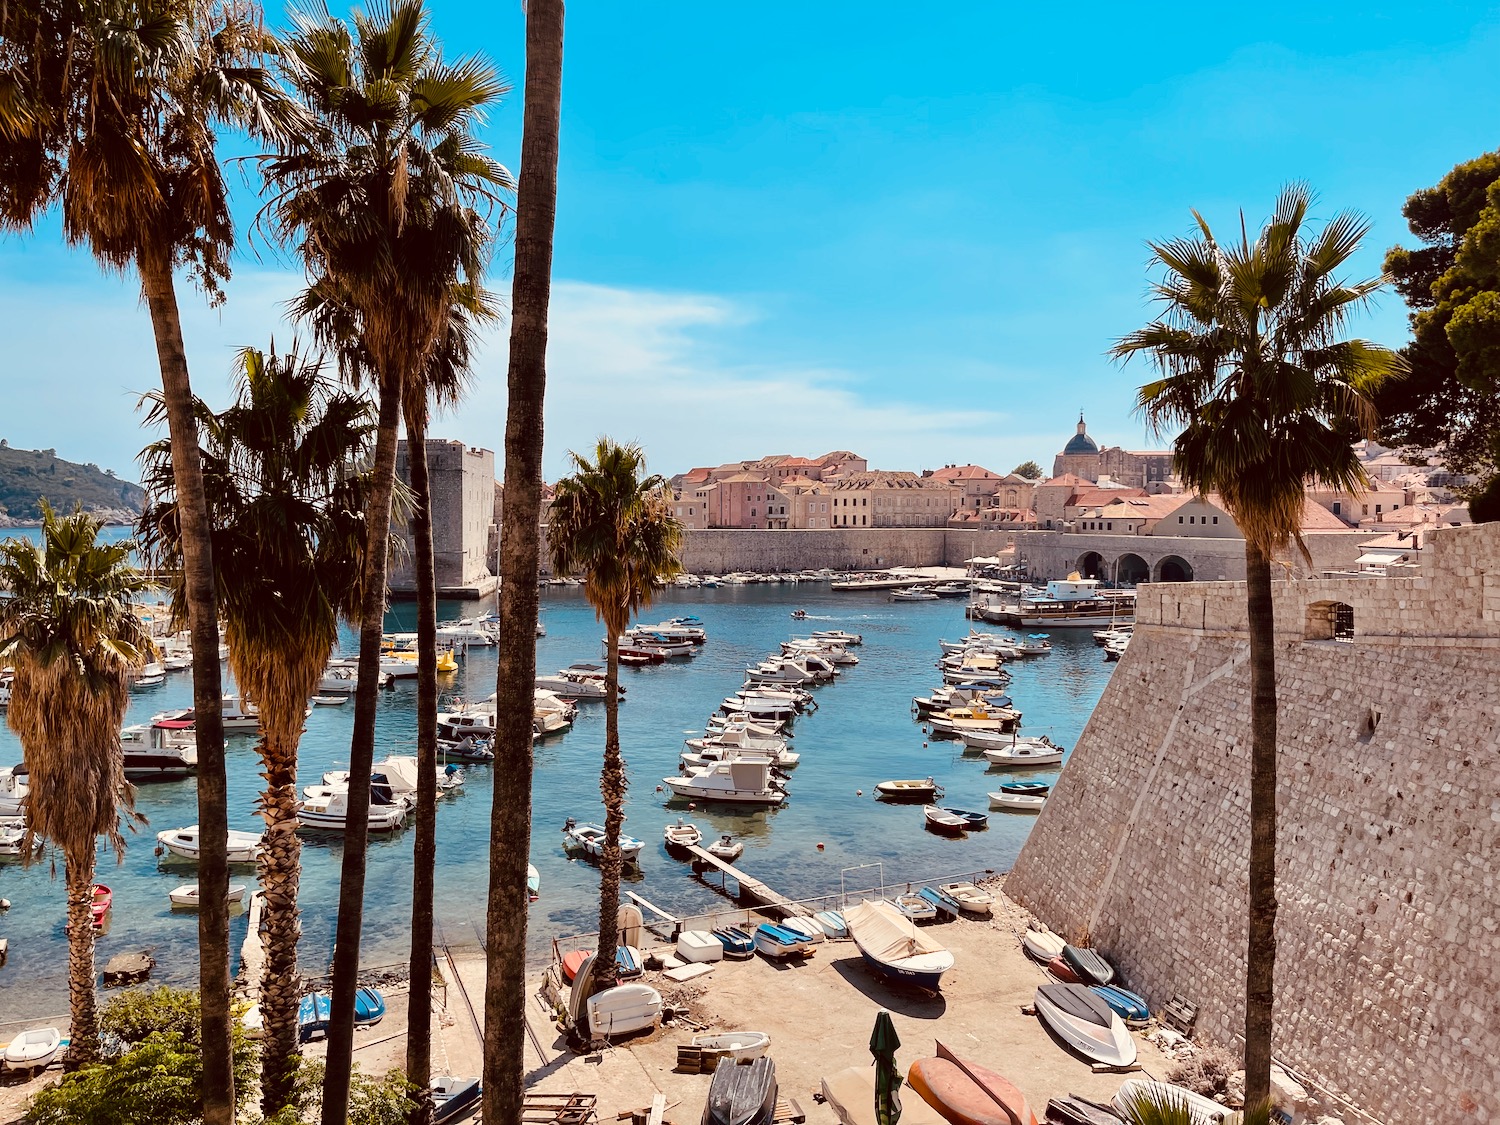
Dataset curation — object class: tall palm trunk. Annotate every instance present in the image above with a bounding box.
[322,372,403,1125]
[1243,543,1279,1105]
[258,719,305,1114]
[482,0,563,1118]
[139,243,234,1125]
[405,418,439,1125]
[63,852,100,1063]
[593,635,623,992]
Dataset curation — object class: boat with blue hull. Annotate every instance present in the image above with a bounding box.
[1091,984,1149,1023]
[713,927,755,958]
[754,922,813,960]
[844,899,954,991]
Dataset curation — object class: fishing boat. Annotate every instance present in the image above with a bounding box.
[704,1054,777,1125]
[1113,1081,1231,1125]
[354,987,386,1027]
[119,719,198,780]
[923,805,967,836]
[691,1031,771,1062]
[708,834,745,861]
[663,759,787,806]
[1092,984,1150,1024]
[1033,983,1137,1067]
[89,884,112,928]
[907,1040,1040,1125]
[844,899,955,991]
[940,808,988,831]
[876,778,941,803]
[311,695,347,707]
[712,927,756,958]
[169,883,248,909]
[432,1076,482,1125]
[297,993,331,1041]
[918,886,961,921]
[814,910,848,939]
[753,922,814,960]
[562,819,645,863]
[1021,927,1066,963]
[1062,944,1115,986]
[983,742,1065,767]
[585,983,662,1037]
[3,1027,62,1073]
[663,819,702,851]
[937,882,994,918]
[157,824,264,864]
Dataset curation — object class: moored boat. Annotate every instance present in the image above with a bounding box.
[983,741,1065,767]
[923,805,966,836]
[941,807,988,831]
[877,778,941,803]
[562,818,644,863]
[90,884,112,928]
[989,789,1047,812]
[169,882,248,909]
[663,819,702,850]
[844,899,955,991]
[663,759,786,806]
[707,833,745,861]
[157,824,264,864]
[1033,983,1136,1068]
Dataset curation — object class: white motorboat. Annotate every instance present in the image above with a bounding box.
[317,667,362,694]
[664,759,787,806]
[297,785,408,832]
[744,660,817,687]
[707,834,744,861]
[1104,636,1131,661]
[983,741,1066,767]
[1033,983,1137,1067]
[685,719,789,754]
[636,620,707,644]
[435,619,498,646]
[120,719,198,779]
[562,818,644,863]
[809,629,862,645]
[959,727,1051,753]
[663,819,702,849]
[989,790,1047,812]
[132,662,166,689]
[1113,1081,1232,1125]
[437,700,497,740]
[321,756,464,803]
[311,695,347,706]
[890,587,939,601]
[169,882,249,908]
[937,881,995,917]
[535,670,616,700]
[156,824,264,864]
[681,744,797,773]
[784,653,837,681]
[690,1031,771,1061]
[0,823,41,856]
[721,695,798,722]
[3,1026,62,1072]
[1014,633,1053,656]
[0,764,29,817]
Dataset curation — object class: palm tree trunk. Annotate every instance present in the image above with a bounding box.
[138,243,234,1125]
[258,725,304,1116]
[1243,542,1279,1106]
[482,1,563,1118]
[321,372,403,1125]
[405,415,438,1125]
[63,852,100,1065]
[593,635,624,993]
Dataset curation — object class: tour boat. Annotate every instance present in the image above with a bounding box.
[1062,944,1115,986]
[663,819,702,851]
[169,882,249,909]
[983,741,1065,767]
[876,778,941,803]
[1021,927,1066,963]
[3,1027,62,1073]
[844,899,955,991]
[978,576,1137,629]
[691,1031,771,1062]
[663,759,787,806]
[907,1041,1039,1125]
[120,719,198,780]
[937,881,994,918]
[923,805,967,836]
[1112,1081,1230,1125]
[708,834,745,861]
[90,884,112,928]
[562,818,644,862]
[156,824,264,864]
[1033,983,1137,1068]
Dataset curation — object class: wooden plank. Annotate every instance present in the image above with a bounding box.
[646,1093,666,1125]
[663,962,716,983]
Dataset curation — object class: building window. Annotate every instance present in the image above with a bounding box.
[751,508,757,517]
[1332,501,1341,515]
[1363,505,1369,515]
[1375,504,1383,513]
[1178,516,1184,523]
[1107,522,1113,530]
[1212,516,1218,524]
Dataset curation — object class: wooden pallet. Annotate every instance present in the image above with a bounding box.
[522,1092,599,1125]
[773,1096,806,1124]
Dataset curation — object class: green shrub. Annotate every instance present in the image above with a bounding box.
[276,1059,416,1125]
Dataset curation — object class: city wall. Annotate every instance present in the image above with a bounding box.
[1006,522,1500,1125]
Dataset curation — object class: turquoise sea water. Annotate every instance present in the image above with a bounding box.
[0,577,1115,1022]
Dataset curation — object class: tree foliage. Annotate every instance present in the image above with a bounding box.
[1010,460,1043,479]
[1381,151,1500,489]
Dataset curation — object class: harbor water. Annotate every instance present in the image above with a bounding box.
[0,580,1115,1021]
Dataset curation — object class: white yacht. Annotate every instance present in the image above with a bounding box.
[680,744,798,772]
[684,720,789,754]
[744,659,817,687]
[663,758,787,806]
[0,765,29,817]
[808,629,862,645]
[297,784,408,832]
[535,668,618,700]
[120,719,198,779]
[321,756,464,803]
[156,824,264,864]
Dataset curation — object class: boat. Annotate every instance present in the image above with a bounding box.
[1021,928,1066,963]
[989,790,1047,812]
[822,1067,950,1125]
[1045,1096,1127,1125]
[975,576,1136,629]
[297,993,332,1041]
[712,927,755,958]
[691,1031,771,1062]
[169,882,249,909]
[0,764,28,817]
[157,824,264,864]
[685,720,791,754]
[959,728,1054,753]
[615,944,644,979]
[1062,945,1114,986]
[664,819,702,850]
[676,930,725,963]
[438,735,495,763]
[3,1026,62,1073]
[0,823,40,857]
[999,781,1050,796]
[311,695,347,707]
[809,629,862,645]
[704,1054,777,1125]
[119,719,198,779]
[90,884,112,928]
[561,949,590,981]
[753,922,813,960]
[937,882,994,918]
[1033,983,1137,1067]
[790,610,808,620]
[133,662,166,689]
[354,986,387,1027]
[1092,984,1150,1024]
[562,819,645,863]
[707,834,745,861]
[893,892,938,922]
[813,910,848,939]
[941,808,988,831]
[923,805,967,836]
[432,1076,482,1125]
[876,778,941,803]
[907,1040,1039,1125]
[321,756,465,803]
[297,782,408,832]
[1046,956,1081,983]
[527,864,541,901]
[983,742,1065,767]
[929,582,970,598]
[585,982,662,1037]
[844,899,955,991]
[663,759,787,806]
[891,587,939,601]
[779,916,825,943]
[680,744,798,773]
[917,886,961,921]
[1112,1081,1231,1125]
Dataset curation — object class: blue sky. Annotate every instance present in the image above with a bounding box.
[5,2,1500,482]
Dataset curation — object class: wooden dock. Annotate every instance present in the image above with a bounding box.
[681,844,808,919]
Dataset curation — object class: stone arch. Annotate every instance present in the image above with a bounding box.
[1154,555,1194,582]
[1306,599,1355,642]
[1116,553,1150,585]
[1075,551,1106,580]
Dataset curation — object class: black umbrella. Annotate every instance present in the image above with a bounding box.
[870,1009,903,1125]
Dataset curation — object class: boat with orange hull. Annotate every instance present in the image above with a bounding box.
[907,1040,1038,1125]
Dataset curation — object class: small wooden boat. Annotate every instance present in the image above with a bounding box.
[941,807,988,830]
[813,909,848,939]
[1062,944,1115,986]
[924,805,967,836]
[844,899,954,991]
[1092,984,1150,1024]
[1113,1080,1231,1125]
[432,1076,482,1125]
[707,833,744,861]
[1021,927,1066,963]
[585,983,662,1037]
[989,790,1046,812]
[1044,1095,1125,1125]
[1033,983,1137,1068]
[562,818,644,863]
[713,927,756,958]
[664,819,702,850]
[561,949,590,981]
[918,886,961,921]
[3,1026,62,1073]
[753,922,813,960]
[908,1040,1039,1125]
[1046,955,1081,983]
[938,882,994,918]
[893,892,938,922]
[90,884,112,928]
[169,882,249,909]
[297,993,332,1042]
[354,986,386,1027]
[311,695,347,706]
[615,945,644,979]
[878,778,941,803]
[705,1054,777,1125]
[983,743,1065,767]
[691,1030,771,1062]
[779,916,825,943]
[1000,781,1050,796]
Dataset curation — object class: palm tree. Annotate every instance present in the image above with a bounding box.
[1114,1088,1275,1125]
[137,344,374,1115]
[0,503,151,1063]
[261,5,508,1118]
[549,440,683,997]
[1111,184,1401,1104]
[0,4,293,1114]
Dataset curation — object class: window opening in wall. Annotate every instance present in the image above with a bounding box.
[1333,602,1354,641]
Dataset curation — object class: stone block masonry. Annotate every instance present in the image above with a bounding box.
[1006,521,1500,1125]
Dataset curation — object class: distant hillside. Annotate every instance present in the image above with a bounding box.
[0,442,144,525]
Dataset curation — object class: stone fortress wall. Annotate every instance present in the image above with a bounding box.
[1005,521,1500,1125]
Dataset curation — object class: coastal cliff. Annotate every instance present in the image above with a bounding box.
[0,442,144,525]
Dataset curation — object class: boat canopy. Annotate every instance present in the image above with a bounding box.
[845,900,949,961]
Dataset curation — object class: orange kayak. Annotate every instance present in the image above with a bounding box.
[907,1041,1037,1125]
[561,949,589,981]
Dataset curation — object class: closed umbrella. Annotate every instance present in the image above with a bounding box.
[870,1009,903,1125]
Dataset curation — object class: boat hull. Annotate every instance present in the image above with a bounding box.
[857,947,948,991]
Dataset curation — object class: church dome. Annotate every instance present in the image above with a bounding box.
[1062,413,1098,456]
